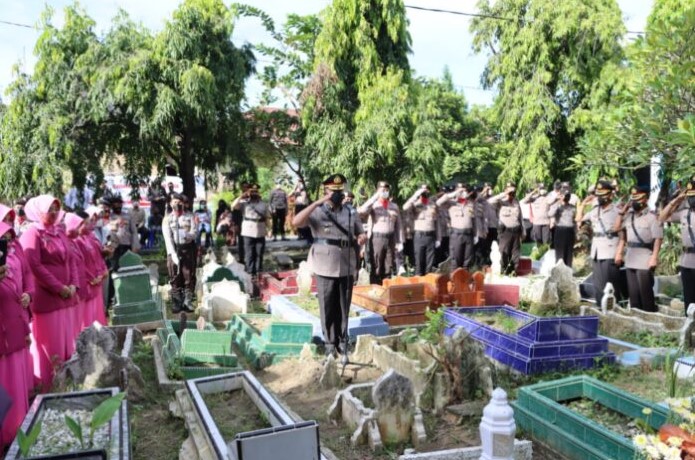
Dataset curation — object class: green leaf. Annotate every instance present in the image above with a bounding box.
[89,392,125,446]
[16,420,42,457]
[65,415,84,449]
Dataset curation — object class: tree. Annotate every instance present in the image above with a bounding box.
[470,0,625,190]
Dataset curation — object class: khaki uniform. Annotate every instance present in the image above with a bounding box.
[403,199,440,276]
[436,200,451,266]
[357,200,403,281]
[269,188,288,239]
[238,200,270,276]
[670,204,695,311]
[107,210,139,271]
[438,196,483,269]
[522,195,551,244]
[548,202,576,267]
[162,211,198,309]
[581,203,623,304]
[489,195,523,274]
[622,208,662,311]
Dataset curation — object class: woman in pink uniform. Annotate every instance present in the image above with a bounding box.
[65,213,89,334]
[82,207,109,325]
[0,222,32,450]
[19,195,79,391]
[0,204,36,391]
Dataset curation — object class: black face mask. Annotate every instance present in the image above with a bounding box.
[631,201,645,211]
[468,192,478,200]
[330,191,345,206]
[507,192,516,199]
[112,206,122,214]
[175,204,184,212]
[597,196,610,206]
[17,208,25,217]
[688,197,695,209]
[421,192,429,199]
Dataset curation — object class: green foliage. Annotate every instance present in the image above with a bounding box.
[419,308,448,344]
[90,392,126,444]
[530,244,550,261]
[470,0,624,190]
[64,416,84,450]
[16,421,42,458]
[610,330,680,349]
[657,224,683,276]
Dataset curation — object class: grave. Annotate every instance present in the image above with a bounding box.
[228,314,315,369]
[443,306,614,374]
[267,294,390,342]
[327,370,427,450]
[154,320,240,382]
[6,387,130,460]
[580,302,685,339]
[224,253,254,294]
[111,251,164,329]
[259,270,318,301]
[512,375,670,460]
[200,279,250,322]
[183,372,321,460]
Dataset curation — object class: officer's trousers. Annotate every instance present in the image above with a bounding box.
[316,275,353,351]
[371,234,395,281]
[553,226,575,268]
[476,227,497,266]
[498,229,521,275]
[449,231,474,269]
[681,267,695,315]
[272,208,287,239]
[413,233,435,276]
[626,268,656,312]
[435,236,449,267]
[592,259,623,305]
[167,242,196,295]
[531,224,550,245]
[243,236,265,276]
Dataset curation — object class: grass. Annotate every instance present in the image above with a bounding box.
[201,390,270,440]
[129,341,188,460]
[606,330,680,349]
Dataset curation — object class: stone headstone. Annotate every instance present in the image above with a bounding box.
[356,268,371,286]
[148,263,159,287]
[55,324,145,399]
[196,316,207,330]
[111,251,162,326]
[297,261,313,296]
[435,257,455,275]
[679,304,695,349]
[601,282,616,314]
[538,249,557,276]
[319,354,341,388]
[479,388,516,460]
[202,280,249,321]
[225,258,253,294]
[372,369,416,444]
[490,242,502,279]
[273,252,294,269]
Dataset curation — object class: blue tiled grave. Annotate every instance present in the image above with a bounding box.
[267,294,390,342]
[443,306,615,374]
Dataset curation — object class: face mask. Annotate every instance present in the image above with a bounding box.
[175,204,184,212]
[113,206,122,213]
[468,192,477,200]
[597,196,610,206]
[330,191,344,206]
[17,208,25,217]
[688,197,695,209]
[380,191,390,200]
[563,193,571,203]
[507,192,516,199]
[631,201,645,211]
[421,192,429,199]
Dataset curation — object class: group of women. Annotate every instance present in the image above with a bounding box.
[0,195,108,451]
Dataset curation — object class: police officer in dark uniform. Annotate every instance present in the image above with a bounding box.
[489,182,525,274]
[162,193,197,313]
[293,174,366,357]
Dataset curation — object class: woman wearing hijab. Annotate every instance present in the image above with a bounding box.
[65,213,89,334]
[0,222,32,450]
[80,208,108,326]
[0,204,36,390]
[19,195,79,391]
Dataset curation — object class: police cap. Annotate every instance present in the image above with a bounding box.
[323,174,347,191]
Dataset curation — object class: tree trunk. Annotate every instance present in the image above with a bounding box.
[179,131,197,201]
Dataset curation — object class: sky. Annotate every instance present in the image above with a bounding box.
[0,0,654,108]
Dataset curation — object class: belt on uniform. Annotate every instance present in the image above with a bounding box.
[500,226,521,232]
[243,217,264,222]
[450,228,473,236]
[372,232,393,238]
[594,231,618,238]
[175,242,195,249]
[414,230,436,237]
[685,247,695,254]
[628,241,654,250]
[314,238,354,248]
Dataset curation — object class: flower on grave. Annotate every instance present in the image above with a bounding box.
[643,408,653,416]
[634,434,648,448]
[634,433,685,460]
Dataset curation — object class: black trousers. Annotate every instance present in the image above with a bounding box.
[108,244,132,305]
[626,268,656,312]
[316,275,353,349]
[682,267,695,315]
[449,232,474,269]
[243,236,266,276]
[272,208,287,238]
[403,238,414,271]
[531,225,550,245]
[498,229,521,275]
[553,226,575,269]
[476,228,497,266]
[413,233,436,276]
[167,243,197,294]
[371,234,395,281]
[435,236,449,266]
[592,259,624,305]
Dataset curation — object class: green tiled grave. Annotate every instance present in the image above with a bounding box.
[111,251,163,326]
[228,314,314,369]
[512,375,671,460]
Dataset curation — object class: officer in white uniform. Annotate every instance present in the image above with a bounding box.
[162,193,197,313]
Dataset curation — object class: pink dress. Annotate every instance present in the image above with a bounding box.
[78,233,108,326]
[19,225,79,391]
[0,232,32,450]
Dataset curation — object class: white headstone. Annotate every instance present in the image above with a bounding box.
[297,261,313,296]
[202,280,249,321]
[225,259,253,294]
[601,282,616,314]
[479,388,515,460]
[538,249,557,276]
[490,242,502,280]
[678,304,695,349]
[357,268,371,286]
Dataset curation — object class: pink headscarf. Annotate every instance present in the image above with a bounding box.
[0,221,13,238]
[64,213,84,234]
[24,195,64,230]
[0,204,14,223]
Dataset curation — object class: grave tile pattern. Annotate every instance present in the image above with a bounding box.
[443,306,614,374]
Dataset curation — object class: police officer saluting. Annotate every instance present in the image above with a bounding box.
[659,175,695,313]
[576,180,624,305]
[403,184,440,275]
[162,193,197,313]
[358,181,403,284]
[489,182,524,275]
[437,183,484,270]
[232,184,270,279]
[293,174,366,358]
[615,186,663,312]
